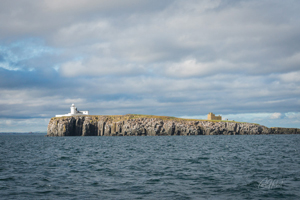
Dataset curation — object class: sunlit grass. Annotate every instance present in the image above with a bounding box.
[51,114,259,125]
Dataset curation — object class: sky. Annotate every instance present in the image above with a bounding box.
[0,0,300,132]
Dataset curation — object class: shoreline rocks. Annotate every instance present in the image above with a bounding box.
[46,115,300,137]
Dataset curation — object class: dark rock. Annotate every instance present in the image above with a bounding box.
[46,115,300,137]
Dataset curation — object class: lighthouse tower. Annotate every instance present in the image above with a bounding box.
[70,104,77,114]
[55,104,89,117]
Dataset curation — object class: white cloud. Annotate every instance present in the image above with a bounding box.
[279,71,300,82]
[270,112,282,119]
[164,59,237,78]
[0,62,21,71]
[285,112,300,119]
[5,120,12,126]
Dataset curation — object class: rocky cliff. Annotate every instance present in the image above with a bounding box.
[46,114,300,136]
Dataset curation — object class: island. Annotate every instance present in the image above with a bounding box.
[47,114,300,137]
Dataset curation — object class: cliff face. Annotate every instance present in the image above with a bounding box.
[47,115,300,136]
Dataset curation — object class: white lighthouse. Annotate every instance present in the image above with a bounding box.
[70,104,76,115]
[55,104,89,117]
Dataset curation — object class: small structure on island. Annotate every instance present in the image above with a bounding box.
[55,104,89,117]
[208,112,222,120]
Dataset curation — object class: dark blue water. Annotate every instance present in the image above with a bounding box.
[1,135,300,199]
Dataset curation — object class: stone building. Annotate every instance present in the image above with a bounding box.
[207,112,222,120]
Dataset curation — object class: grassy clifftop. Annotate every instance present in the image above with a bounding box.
[51,114,258,125]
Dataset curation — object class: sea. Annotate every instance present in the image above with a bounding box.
[0,134,300,200]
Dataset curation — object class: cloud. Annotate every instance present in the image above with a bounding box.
[60,57,146,77]
[64,98,85,104]
[0,0,174,41]
[279,71,300,83]
[1,0,300,131]
[0,39,58,71]
[277,52,300,69]
[164,59,238,78]
[49,0,300,78]
[270,112,282,119]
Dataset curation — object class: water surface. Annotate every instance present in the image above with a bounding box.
[1,135,300,199]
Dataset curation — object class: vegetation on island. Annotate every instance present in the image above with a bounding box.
[51,114,259,125]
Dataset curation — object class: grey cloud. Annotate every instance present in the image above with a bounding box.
[0,0,174,40]
[50,0,300,77]
[1,0,300,130]
[59,57,147,77]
